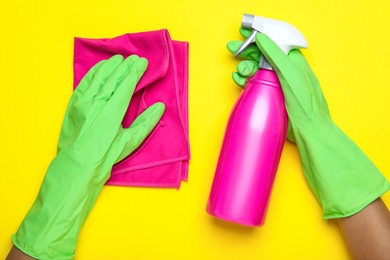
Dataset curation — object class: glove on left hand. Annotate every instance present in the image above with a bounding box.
[13,55,165,259]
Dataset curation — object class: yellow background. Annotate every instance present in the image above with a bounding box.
[1,0,390,259]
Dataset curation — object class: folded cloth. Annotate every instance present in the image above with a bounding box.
[73,29,190,188]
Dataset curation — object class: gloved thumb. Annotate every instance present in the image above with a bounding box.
[113,102,165,164]
[255,33,294,78]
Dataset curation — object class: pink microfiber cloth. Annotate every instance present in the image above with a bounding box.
[73,29,190,189]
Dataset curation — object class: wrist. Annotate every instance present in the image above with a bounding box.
[290,115,390,219]
[13,150,107,259]
[53,149,110,184]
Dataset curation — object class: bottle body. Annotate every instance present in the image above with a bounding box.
[207,69,288,226]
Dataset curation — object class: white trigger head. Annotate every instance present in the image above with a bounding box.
[235,14,308,56]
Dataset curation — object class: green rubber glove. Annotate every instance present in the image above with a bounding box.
[228,31,390,219]
[13,55,165,259]
[227,28,261,87]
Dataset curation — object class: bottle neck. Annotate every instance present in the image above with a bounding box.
[259,56,273,70]
[246,66,280,87]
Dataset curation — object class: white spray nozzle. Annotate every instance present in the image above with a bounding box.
[235,14,308,57]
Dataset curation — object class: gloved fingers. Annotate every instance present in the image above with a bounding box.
[57,60,106,151]
[255,33,295,78]
[226,27,259,61]
[231,60,258,87]
[73,60,105,98]
[95,55,139,102]
[239,27,252,38]
[237,60,258,77]
[105,57,148,121]
[82,55,124,100]
[227,40,261,61]
[232,72,247,87]
[113,102,166,163]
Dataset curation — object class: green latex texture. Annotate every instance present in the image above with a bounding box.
[228,30,390,219]
[13,55,165,259]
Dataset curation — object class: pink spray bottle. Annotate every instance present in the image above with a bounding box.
[207,14,308,226]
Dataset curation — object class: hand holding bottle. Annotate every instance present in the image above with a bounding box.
[228,31,390,219]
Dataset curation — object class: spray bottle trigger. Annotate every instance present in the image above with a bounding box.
[234,30,258,57]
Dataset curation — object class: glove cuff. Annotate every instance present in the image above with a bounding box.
[12,152,107,259]
[293,119,390,219]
